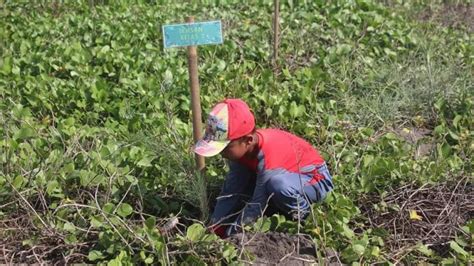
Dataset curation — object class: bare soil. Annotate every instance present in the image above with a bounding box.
[360,176,473,261]
[394,127,435,158]
[418,3,473,33]
[227,232,318,265]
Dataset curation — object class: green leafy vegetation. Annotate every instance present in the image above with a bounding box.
[1,0,472,264]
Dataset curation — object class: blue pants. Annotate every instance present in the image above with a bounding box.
[265,163,334,219]
[218,163,334,222]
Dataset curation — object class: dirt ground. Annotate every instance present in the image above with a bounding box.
[418,2,473,33]
[394,127,435,158]
[227,232,319,265]
[360,177,473,260]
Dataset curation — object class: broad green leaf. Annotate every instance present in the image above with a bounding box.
[336,43,352,55]
[12,65,20,75]
[100,45,110,54]
[63,163,75,173]
[326,115,336,127]
[202,233,218,241]
[448,130,459,140]
[383,132,399,140]
[371,246,380,257]
[257,217,271,232]
[108,251,132,265]
[117,203,133,217]
[46,180,59,195]
[223,244,237,262]
[145,217,156,230]
[1,56,12,74]
[217,60,226,71]
[265,108,273,116]
[452,115,462,128]
[12,175,24,189]
[90,216,103,228]
[437,143,452,158]
[137,157,154,167]
[103,203,115,214]
[434,124,446,135]
[88,250,105,261]
[383,47,397,57]
[449,241,468,256]
[14,127,36,140]
[416,243,433,256]
[163,69,173,85]
[65,234,77,244]
[278,105,286,117]
[362,155,374,168]
[63,222,76,232]
[62,117,76,127]
[186,223,205,241]
[454,237,468,247]
[12,105,31,119]
[352,244,365,255]
[342,224,355,239]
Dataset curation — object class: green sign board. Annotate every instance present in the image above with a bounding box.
[162,20,223,48]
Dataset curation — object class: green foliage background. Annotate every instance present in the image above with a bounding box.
[0,0,472,264]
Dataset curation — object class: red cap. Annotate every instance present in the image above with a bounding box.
[193,98,255,157]
[225,99,255,140]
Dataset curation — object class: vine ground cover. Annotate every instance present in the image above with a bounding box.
[0,0,472,264]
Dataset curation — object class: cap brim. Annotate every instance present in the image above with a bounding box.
[193,139,230,157]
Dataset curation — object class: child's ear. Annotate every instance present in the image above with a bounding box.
[245,134,254,145]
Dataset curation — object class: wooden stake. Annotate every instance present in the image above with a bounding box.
[273,0,280,70]
[186,16,205,171]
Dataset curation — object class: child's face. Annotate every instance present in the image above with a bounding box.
[220,136,253,160]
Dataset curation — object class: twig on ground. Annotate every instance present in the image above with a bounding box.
[360,176,473,261]
[278,242,295,263]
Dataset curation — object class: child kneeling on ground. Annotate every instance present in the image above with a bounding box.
[194,98,334,238]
